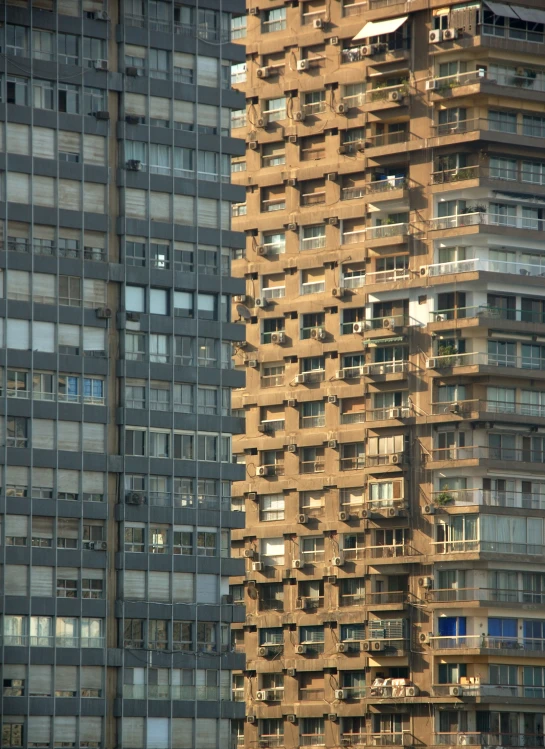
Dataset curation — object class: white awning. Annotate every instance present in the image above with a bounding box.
[512,5,545,23]
[353,15,408,41]
[484,1,520,18]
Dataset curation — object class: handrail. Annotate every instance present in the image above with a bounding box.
[430,306,545,323]
[367,223,409,239]
[429,635,545,651]
[430,539,545,556]
[426,257,545,277]
[427,587,545,604]
[433,733,545,747]
[428,351,545,371]
[431,398,545,419]
[429,487,545,510]
[429,211,545,231]
[427,446,545,464]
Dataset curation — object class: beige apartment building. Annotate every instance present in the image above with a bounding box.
[229,2,545,749]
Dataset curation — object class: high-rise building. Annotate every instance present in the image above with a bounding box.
[230,2,545,748]
[0,2,246,748]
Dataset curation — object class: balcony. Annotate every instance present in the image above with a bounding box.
[431,538,545,557]
[366,223,409,240]
[366,591,407,606]
[259,736,284,748]
[431,166,479,185]
[427,587,545,605]
[430,306,545,326]
[259,419,285,433]
[427,446,545,469]
[425,257,545,278]
[432,397,545,421]
[301,191,326,207]
[429,634,545,652]
[367,544,419,560]
[342,228,366,245]
[366,83,409,110]
[432,116,545,141]
[365,130,411,151]
[433,733,545,748]
[365,313,408,330]
[340,735,405,747]
[300,369,325,384]
[429,68,545,99]
[300,735,325,747]
[366,406,411,421]
[341,411,366,425]
[427,351,545,373]
[365,361,408,377]
[342,186,366,201]
[301,281,325,295]
[367,176,408,195]
[428,487,545,511]
[365,268,410,285]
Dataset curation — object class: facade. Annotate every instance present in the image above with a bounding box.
[0,2,246,749]
[230,2,545,749]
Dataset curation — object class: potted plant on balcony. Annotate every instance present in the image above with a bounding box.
[437,343,458,366]
[434,486,454,506]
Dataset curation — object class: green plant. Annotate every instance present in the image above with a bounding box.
[435,488,454,506]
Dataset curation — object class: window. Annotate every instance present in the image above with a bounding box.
[173,621,193,651]
[301,446,324,473]
[261,537,285,566]
[149,620,168,650]
[59,276,82,306]
[150,334,169,363]
[175,336,194,366]
[33,29,55,61]
[340,442,365,470]
[300,401,325,428]
[301,536,324,563]
[260,494,285,521]
[125,429,146,456]
[1,722,23,747]
[58,33,79,65]
[33,78,54,110]
[58,83,80,114]
[231,15,247,39]
[198,338,217,367]
[340,578,366,606]
[83,86,106,115]
[7,417,27,448]
[301,224,326,250]
[197,530,217,557]
[197,293,217,320]
[125,332,146,361]
[490,110,517,134]
[264,97,286,122]
[7,25,28,56]
[231,63,247,85]
[125,525,145,553]
[149,431,169,458]
[262,7,286,32]
[7,76,29,106]
[149,48,170,79]
[231,109,247,129]
[83,37,106,67]
[262,231,286,255]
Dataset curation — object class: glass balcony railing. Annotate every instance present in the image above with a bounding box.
[434,733,545,747]
[426,587,545,604]
[429,635,545,651]
[428,351,545,371]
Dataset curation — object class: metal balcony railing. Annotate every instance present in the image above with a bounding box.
[430,635,545,652]
[367,223,409,240]
[367,544,417,559]
[427,587,545,604]
[368,176,408,193]
[368,83,409,103]
[364,268,410,285]
[428,446,545,465]
[428,351,545,371]
[432,398,545,419]
[430,212,545,232]
[431,539,545,556]
[366,361,408,376]
[430,306,545,324]
[300,736,325,746]
[342,186,366,201]
[429,487,545,510]
[433,733,545,747]
[366,591,407,605]
[426,257,545,277]
[366,131,410,148]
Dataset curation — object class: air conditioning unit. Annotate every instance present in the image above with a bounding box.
[127,159,142,171]
[450,402,461,414]
[313,17,323,28]
[426,358,437,369]
[370,640,385,651]
[443,28,459,40]
[295,373,308,384]
[360,509,372,519]
[335,369,346,380]
[419,577,433,588]
[287,222,298,231]
[234,295,246,303]
[286,669,296,677]
[336,103,347,114]
[94,10,110,20]
[294,111,305,121]
[332,555,345,567]
[287,444,297,453]
[327,575,337,584]
[126,66,139,77]
[257,117,268,128]
[271,332,286,344]
[353,322,364,334]
[252,561,263,572]
[249,141,258,150]
[423,504,435,515]
[255,297,269,308]
[293,559,304,569]
[94,59,108,71]
[89,541,107,551]
[96,307,112,319]
[388,90,404,102]
[362,365,371,375]
[256,465,271,476]
[329,714,338,722]
[328,395,338,404]
[389,453,401,464]
[258,422,272,434]
[362,44,379,56]
[328,439,338,449]
[336,643,347,653]
[327,174,339,184]
[329,36,340,45]
[405,686,419,697]
[338,144,347,154]
[389,408,401,419]
[247,716,256,724]
[247,359,259,368]
[334,689,346,700]
[248,492,258,501]
[331,287,344,297]
[311,327,326,340]
[256,245,266,255]
[287,399,297,407]
[298,513,309,524]
[338,511,349,522]
[257,67,271,78]
[426,79,438,91]
[249,6,259,14]
[383,317,396,329]
[429,29,443,43]
[287,714,296,723]
[125,492,145,505]
[295,597,305,609]
[295,644,307,654]
[258,646,272,656]
[435,314,447,322]
[419,632,430,644]
[387,507,400,517]
[297,59,310,71]
[256,690,267,701]
[244,548,255,558]
[450,686,463,696]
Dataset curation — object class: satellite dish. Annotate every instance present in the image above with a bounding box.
[247,586,259,600]
[237,304,252,320]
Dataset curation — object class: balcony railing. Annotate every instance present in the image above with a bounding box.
[432,398,545,420]
[367,544,417,559]
[427,446,545,465]
[366,313,408,330]
[431,539,545,556]
[342,229,366,244]
[303,101,327,115]
[427,587,545,604]
[429,487,545,510]
[366,131,410,148]
[365,268,410,285]
[430,211,545,232]
[301,235,326,251]
[366,406,410,421]
[430,635,545,652]
[430,306,545,324]
[340,736,405,747]
[367,176,408,193]
[300,735,325,746]
[366,591,407,605]
[301,192,326,206]
[368,83,409,103]
[342,186,366,201]
[366,361,408,376]
[367,223,409,240]
[426,257,545,278]
[433,733,545,747]
[431,166,480,184]
[259,736,284,747]
[301,281,325,295]
[341,411,366,424]
[428,351,545,371]
[431,68,545,95]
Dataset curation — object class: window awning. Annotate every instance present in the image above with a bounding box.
[353,15,408,41]
[512,5,545,23]
[483,1,521,18]
[363,336,405,346]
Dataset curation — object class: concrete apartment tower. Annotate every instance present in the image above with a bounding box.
[229,2,545,749]
[0,1,246,748]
